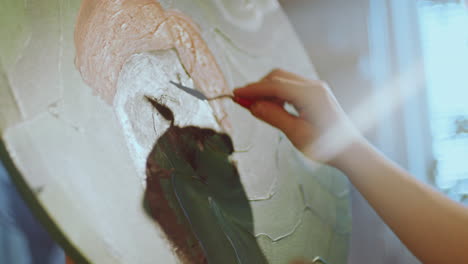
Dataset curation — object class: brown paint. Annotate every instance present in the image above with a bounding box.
[144,98,209,263]
[145,160,206,263]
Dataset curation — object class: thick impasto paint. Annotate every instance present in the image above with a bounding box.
[0,0,352,263]
[145,97,267,263]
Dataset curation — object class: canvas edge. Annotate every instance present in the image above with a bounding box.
[0,137,91,264]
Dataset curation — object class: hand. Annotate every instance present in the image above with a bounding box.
[234,69,360,166]
[237,73,468,264]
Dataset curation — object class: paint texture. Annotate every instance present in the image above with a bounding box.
[75,0,230,128]
[212,0,278,31]
[113,50,219,185]
[145,98,267,263]
[0,0,352,263]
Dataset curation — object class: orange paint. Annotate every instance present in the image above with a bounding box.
[75,0,230,130]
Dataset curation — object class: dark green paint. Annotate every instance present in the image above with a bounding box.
[145,98,267,264]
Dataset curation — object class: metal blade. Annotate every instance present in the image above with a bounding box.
[169,81,208,101]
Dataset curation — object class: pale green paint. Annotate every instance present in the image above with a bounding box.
[0,0,351,263]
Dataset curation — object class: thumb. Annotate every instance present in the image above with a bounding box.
[250,101,314,150]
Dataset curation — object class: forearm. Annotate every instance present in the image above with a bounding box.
[334,139,468,264]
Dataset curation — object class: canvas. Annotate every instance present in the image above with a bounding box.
[0,0,351,263]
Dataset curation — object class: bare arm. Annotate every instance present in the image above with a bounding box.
[234,69,468,264]
[338,137,468,264]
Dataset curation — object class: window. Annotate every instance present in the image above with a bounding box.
[418,1,468,203]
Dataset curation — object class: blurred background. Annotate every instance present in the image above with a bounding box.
[279,0,467,263]
[1,0,467,263]
[0,162,64,264]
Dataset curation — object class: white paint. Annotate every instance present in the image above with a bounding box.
[114,50,218,185]
[213,0,279,32]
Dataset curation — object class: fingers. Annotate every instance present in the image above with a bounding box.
[262,68,309,83]
[234,69,325,109]
[250,101,314,150]
[250,101,296,134]
[234,80,307,110]
[235,80,301,103]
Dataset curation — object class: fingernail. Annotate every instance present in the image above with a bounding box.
[233,96,256,109]
[250,102,264,115]
[233,86,247,95]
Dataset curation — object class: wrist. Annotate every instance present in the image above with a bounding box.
[328,134,372,172]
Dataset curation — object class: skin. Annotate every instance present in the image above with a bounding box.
[234,69,468,264]
[67,2,466,261]
[65,69,467,263]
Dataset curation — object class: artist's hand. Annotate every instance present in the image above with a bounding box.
[234,69,361,166]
